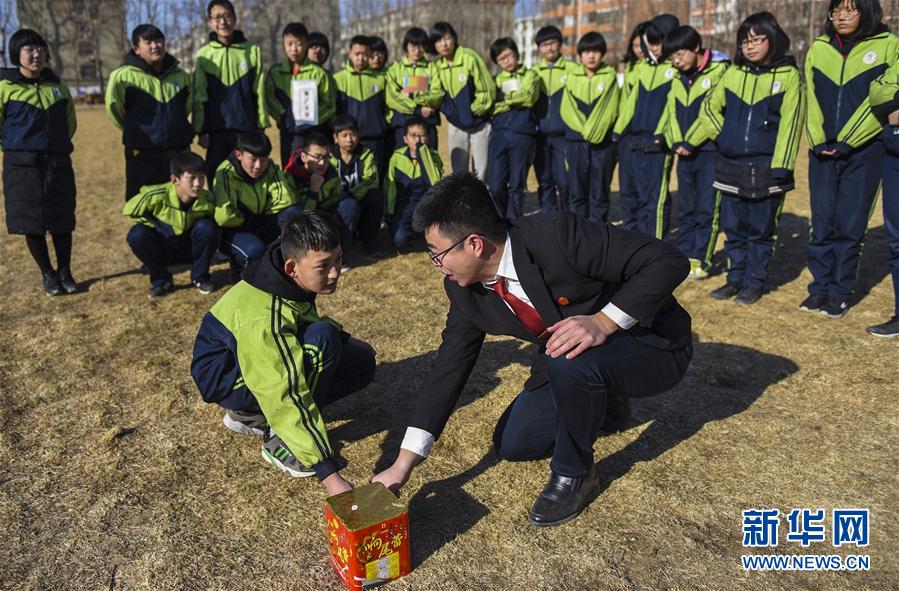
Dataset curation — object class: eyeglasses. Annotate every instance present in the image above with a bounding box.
[302,151,329,163]
[428,234,472,267]
[21,46,47,56]
[740,35,768,49]
[405,133,428,140]
[829,7,860,19]
[209,14,234,23]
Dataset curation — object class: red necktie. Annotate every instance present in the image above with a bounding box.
[494,277,547,338]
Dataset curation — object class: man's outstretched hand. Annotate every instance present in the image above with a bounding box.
[372,449,423,493]
[545,312,619,359]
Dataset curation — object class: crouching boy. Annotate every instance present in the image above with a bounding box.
[124,151,220,297]
[191,210,376,496]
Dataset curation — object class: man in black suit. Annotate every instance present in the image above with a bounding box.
[373,173,693,526]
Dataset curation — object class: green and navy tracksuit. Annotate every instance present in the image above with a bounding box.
[330,147,383,253]
[123,182,219,287]
[689,56,806,291]
[0,67,77,236]
[869,58,899,314]
[613,59,677,237]
[489,65,539,219]
[658,50,728,269]
[284,154,342,211]
[560,63,620,223]
[193,31,267,177]
[212,154,300,270]
[385,144,443,248]
[385,57,443,149]
[191,241,376,480]
[265,58,335,165]
[433,45,496,132]
[334,63,388,172]
[805,29,899,302]
[106,52,194,200]
[533,57,580,212]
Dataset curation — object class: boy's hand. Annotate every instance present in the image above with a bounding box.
[310,173,325,193]
[372,449,422,493]
[198,134,209,149]
[889,109,899,126]
[420,106,435,118]
[675,146,692,157]
[323,472,353,497]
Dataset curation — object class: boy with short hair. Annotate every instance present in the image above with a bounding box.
[532,25,579,212]
[265,22,336,166]
[307,32,331,70]
[193,0,267,178]
[657,26,728,279]
[334,36,388,175]
[124,151,219,297]
[488,37,539,220]
[560,32,620,223]
[368,36,388,74]
[191,210,376,495]
[329,114,384,259]
[213,131,300,278]
[107,24,194,201]
[385,117,443,249]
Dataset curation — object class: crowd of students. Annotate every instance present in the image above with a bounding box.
[2,2,899,324]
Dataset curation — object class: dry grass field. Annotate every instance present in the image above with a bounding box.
[0,107,897,591]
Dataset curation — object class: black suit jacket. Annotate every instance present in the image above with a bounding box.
[409,211,692,440]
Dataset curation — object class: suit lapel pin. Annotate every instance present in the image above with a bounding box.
[556,296,570,306]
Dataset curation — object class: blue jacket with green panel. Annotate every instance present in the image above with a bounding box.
[533,57,580,137]
[0,67,75,153]
[492,65,540,135]
[385,144,443,214]
[559,63,620,144]
[265,58,336,134]
[655,51,728,152]
[806,28,899,155]
[106,52,193,150]
[432,45,496,131]
[613,59,677,140]
[212,154,297,227]
[193,31,267,134]
[333,63,388,139]
[870,57,899,154]
[123,182,215,236]
[385,57,443,130]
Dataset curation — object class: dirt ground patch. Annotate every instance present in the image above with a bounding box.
[0,107,896,590]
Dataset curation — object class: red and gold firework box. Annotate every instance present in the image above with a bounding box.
[324,483,411,590]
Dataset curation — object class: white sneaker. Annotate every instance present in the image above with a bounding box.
[222,410,268,437]
[261,432,316,478]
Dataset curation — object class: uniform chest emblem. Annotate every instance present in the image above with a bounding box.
[771,80,782,94]
[52,87,62,98]
[701,78,712,89]
[863,51,878,65]
[239,60,249,73]
[560,76,568,83]
[458,73,467,82]
[596,82,605,92]
[664,68,675,79]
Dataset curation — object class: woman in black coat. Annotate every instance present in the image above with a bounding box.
[1,29,78,295]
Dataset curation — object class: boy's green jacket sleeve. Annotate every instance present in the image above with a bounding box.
[686,77,727,147]
[264,63,284,119]
[493,67,540,115]
[213,168,244,227]
[105,68,126,130]
[233,314,333,473]
[385,61,417,113]
[468,48,498,117]
[560,67,619,143]
[771,70,806,173]
[385,154,398,215]
[251,44,268,129]
[613,65,640,137]
[65,85,76,138]
[192,58,208,133]
[870,58,899,121]
[353,150,379,199]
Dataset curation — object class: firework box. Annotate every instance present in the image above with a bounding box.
[324,483,411,589]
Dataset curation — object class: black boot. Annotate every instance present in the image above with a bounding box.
[42,270,63,296]
[57,267,78,294]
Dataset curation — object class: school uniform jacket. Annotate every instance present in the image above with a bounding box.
[559,63,620,143]
[407,211,692,440]
[385,145,443,214]
[806,29,899,155]
[105,52,194,150]
[613,59,677,141]
[656,52,728,152]
[212,155,296,227]
[329,147,379,199]
[432,45,496,131]
[533,57,580,137]
[333,63,388,139]
[123,182,215,236]
[870,58,899,155]
[265,58,336,133]
[385,57,443,130]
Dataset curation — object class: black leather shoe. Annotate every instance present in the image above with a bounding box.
[709,282,741,300]
[528,464,600,527]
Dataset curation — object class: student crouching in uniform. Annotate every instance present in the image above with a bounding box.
[430,21,496,181]
[334,36,388,177]
[329,115,385,261]
[386,27,442,151]
[688,12,806,305]
[532,25,580,212]
[658,26,729,279]
[868,56,899,337]
[191,210,376,495]
[193,0,267,179]
[265,22,335,167]
[613,14,680,239]
[488,37,539,220]
[1,29,79,296]
[802,0,899,318]
[106,24,194,202]
[124,151,220,297]
[560,32,619,223]
[213,131,301,280]
[385,117,444,250]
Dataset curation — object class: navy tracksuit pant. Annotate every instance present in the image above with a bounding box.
[721,193,785,290]
[676,149,721,266]
[203,320,376,415]
[487,130,536,220]
[491,332,692,478]
[881,153,899,315]
[127,218,220,288]
[566,139,616,223]
[806,141,884,301]
[535,134,569,212]
[220,205,303,271]
[617,134,673,238]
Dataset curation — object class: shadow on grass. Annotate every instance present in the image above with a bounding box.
[595,334,799,491]
[854,224,891,301]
